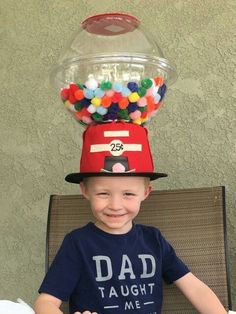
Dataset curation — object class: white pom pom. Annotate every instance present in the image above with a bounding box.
[87,104,96,114]
[85,78,98,90]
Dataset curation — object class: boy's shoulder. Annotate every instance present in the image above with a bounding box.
[68,222,93,237]
[135,223,162,236]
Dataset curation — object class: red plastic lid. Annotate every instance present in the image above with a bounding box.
[82,12,140,36]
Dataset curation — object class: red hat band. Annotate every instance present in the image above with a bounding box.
[80,122,154,174]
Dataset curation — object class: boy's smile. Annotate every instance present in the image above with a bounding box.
[80,176,152,234]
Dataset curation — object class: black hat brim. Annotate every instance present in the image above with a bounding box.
[65,172,168,184]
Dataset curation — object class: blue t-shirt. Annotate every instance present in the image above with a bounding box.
[39,223,189,314]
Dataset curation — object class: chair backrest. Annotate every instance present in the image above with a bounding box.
[46,186,231,313]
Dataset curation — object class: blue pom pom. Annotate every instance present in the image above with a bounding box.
[84,88,94,99]
[112,82,123,92]
[97,106,108,115]
[94,88,105,98]
[121,86,131,97]
[127,82,138,92]
[108,103,120,113]
[80,98,91,107]
[128,103,138,112]
[159,84,167,101]
[104,113,118,120]
[159,84,167,97]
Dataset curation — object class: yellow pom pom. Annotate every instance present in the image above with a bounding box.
[128,92,140,103]
[64,100,71,110]
[132,118,143,125]
[141,116,149,123]
[91,97,101,106]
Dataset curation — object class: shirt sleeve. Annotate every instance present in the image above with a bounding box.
[39,233,81,301]
[159,233,190,284]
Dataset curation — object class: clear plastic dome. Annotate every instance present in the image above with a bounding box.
[50,13,177,126]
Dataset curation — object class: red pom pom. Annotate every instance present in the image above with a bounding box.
[69,83,78,92]
[68,92,77,104]
[60,88,69,100]
[111,92,122,103]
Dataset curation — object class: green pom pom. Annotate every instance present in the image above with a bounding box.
[137,87,147,97]
[92,112,103,121]
[74,102,83,111]
[118,109,129,120]
[138,106,147,112]
[141,78,153,89]
[100,80,112,91]
[76,82,84,89]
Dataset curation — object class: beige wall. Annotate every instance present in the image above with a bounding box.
[1,0,235,308]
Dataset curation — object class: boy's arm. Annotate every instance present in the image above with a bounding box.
[34,293,63,314]
[34,293,98,314]
[174,272,227,314]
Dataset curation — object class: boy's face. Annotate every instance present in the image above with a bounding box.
[80,176,152,234]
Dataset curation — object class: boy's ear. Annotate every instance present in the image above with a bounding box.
[80,182,89,200]
[143,184,152,201]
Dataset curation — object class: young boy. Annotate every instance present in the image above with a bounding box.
[34,122,227,314]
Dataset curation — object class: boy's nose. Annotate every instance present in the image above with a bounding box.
[108,195,122,211]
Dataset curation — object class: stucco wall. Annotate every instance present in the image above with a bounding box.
[1,0,235,309]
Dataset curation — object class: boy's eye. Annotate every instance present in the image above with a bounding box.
[124,193,136,197]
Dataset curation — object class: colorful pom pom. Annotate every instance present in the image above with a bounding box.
[118,97,129,109]
[60,88,69,100]
[118,109,129,120]
[92,112,103,121]
[74,102,83,111]
[137,87,147,97]
[106,89,115,97]
[141,78,153,89]
[121,86,131,97]
[94,88,105,98]
[74,89,84,101]
[87,104,96,114]
[85,77,98,90]
[109,103,119,114]
[129,110,141,120]
[60,75,166,126]
[153,93,161,104]
[154,76,164,86]
[69,83,78,92]
[128,92,140,103]
[101,96,112,108]
[137,97,147,107]
[91,97,101,107]
[97,106,108,115]
[128,103,138,112]
[112,82,123,92]
[79,98,91,107]
[84,88,94,99]
[127,82,138,92]
[100,80,112,91]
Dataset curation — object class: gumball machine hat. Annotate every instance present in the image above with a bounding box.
[51,12,177,126]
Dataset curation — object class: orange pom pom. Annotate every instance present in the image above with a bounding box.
[74,89,84,101]
[146,96,155,112]
[101,96,112,108]
[154,76,164,86]
[141,111,148,119]
[118,97,129,109]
